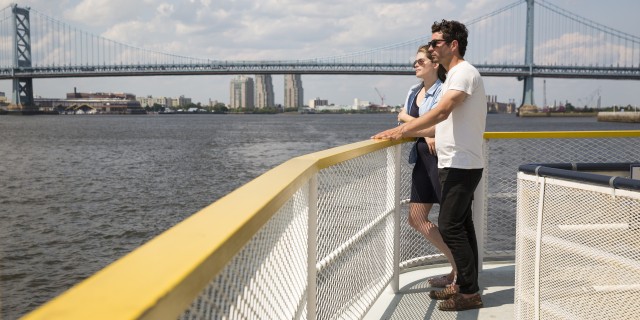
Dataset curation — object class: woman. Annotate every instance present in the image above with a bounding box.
[398,45,456,287]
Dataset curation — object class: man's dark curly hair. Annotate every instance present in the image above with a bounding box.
[431,20,469,57]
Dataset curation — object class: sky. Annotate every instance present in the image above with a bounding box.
[0,0,638,108]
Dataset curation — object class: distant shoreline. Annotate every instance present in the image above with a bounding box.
[597,112,640,123]
[519,112,596,117]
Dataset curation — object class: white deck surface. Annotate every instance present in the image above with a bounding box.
[364,261,515,320]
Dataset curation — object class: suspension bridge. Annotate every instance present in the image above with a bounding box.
[0,0,639,112]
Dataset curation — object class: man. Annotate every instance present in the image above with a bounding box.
[372,19,487,311]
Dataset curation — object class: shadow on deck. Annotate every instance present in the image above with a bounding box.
[365,261,515,320]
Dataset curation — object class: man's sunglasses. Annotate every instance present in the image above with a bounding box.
[426,39,448,48]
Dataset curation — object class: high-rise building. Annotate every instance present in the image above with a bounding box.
[255,74,274,109]
[136,95,172,108]
[309,97,328,109]
[229,75,255,109]
[284,74,303,109]
[171,95,192,108]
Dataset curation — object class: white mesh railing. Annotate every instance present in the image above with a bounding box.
[180,183,311,319]
[22,132,640,320]
[179,145,404,320]
[481,135,640,259]
[177,133,640,319]
[314,148,399,319]
[399,135,640,271]
[515,170,640,320]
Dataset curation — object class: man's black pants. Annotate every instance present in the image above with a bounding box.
[438,167,483,294]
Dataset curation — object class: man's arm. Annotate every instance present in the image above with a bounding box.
[372,89,468,140]
[411,125,435,138]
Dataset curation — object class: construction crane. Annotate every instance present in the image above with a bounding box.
[374,87,386,107]
[577,87,601,109]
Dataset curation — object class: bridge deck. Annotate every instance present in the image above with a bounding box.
[365,261,515,319]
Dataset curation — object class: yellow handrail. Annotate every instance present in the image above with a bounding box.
[22,130,640,319]
[22,139,402,320]
[483,130,640,139]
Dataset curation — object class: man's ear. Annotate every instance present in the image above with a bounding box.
[449,39,459,52]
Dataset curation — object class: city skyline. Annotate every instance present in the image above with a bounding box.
[229,75,254,109]
[255,74,275,108]
[284,74,304,109]
[229,74,306,109]
[0,0,638,108]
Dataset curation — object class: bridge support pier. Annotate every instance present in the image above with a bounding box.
[519,0,536,112]
[521,75,534,107]
[9,77,37,114]
[10,4,36,114]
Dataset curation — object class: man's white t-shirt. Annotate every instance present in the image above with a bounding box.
[435,60,487,169]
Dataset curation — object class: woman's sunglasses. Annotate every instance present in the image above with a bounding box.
[413,58,427,67]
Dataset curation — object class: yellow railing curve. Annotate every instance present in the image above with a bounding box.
[483,130,640,139]
[22,139,404,320]
[22,130,640,319]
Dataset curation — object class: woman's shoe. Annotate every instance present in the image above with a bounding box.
[428,285,458,300]
[427,274,454,288]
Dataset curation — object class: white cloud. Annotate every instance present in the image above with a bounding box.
[64,0,153,27]
[175,22,208,36]
[157,3,175,16]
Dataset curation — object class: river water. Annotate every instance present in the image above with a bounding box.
[0,113,638,319]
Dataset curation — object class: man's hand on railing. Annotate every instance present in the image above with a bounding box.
[371,125,404,140]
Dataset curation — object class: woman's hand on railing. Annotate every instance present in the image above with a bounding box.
[426,137,436,155]
[397,109,414,123]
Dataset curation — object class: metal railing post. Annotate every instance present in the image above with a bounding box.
[307,175,318,319]
[392,144,401,293]
[534,176,546,320]
[473,139,488,272]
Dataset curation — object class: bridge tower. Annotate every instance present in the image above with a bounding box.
[9,4,36,113]
[520,0,535,108]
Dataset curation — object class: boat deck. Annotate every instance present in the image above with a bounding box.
[365,261,515,319]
